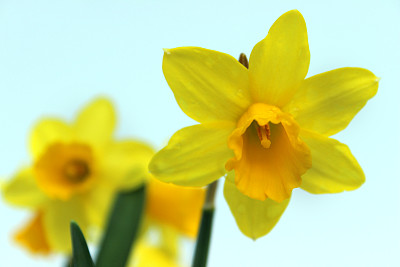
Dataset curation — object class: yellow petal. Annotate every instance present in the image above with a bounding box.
[285,68,379,136]
[149,122,235,186]
[300,130,365,194]
[29,119,74,159]
[42,198,88,253]
[223,173,290,239]
[14,212,51,255]
[83,182,115,227]
[74,97,116,148]
[146,179,205,238]
[163,47,252,123]
[101,140,154,190]
[133,243,181,267]
[2,168,47,208]
[84,141,154,228]
[158,225,179,259]
[249,10,310,107]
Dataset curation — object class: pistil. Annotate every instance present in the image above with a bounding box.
[255,123,271,148]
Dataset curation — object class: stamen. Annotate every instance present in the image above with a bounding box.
[255,123,271,149]
[64,159,89,183]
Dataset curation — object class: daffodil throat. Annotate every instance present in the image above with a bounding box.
[225,103,312,202]
[64,159,90,183]
[34,142,96,200]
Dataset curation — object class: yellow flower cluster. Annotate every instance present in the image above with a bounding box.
[1,9,378,266]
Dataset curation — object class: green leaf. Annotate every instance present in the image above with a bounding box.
[96,185,146,267]
[70,221,95,267]
[192,206,215,267]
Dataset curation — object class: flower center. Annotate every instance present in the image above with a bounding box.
[34,142,96,200]
[225,103,311,202]
[63,159,90,183]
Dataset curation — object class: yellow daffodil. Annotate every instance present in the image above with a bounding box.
[145,178,205,238]
[129,179,205,267]
[149,10,379,239]
[2,97,154,253]
[133,243,181,267]
[130,224,183,267]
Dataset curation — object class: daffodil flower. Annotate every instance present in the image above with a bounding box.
[133,242,181,267]
[130,179,205,267]
[149,10,379,239]
[145,178,205,238]
[2,98,154,253]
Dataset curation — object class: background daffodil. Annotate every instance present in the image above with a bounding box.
[145,178,205,238]
[129,179,205,267]
[133,243,181,267]
[149,10,379,239]
[2,97,154,253]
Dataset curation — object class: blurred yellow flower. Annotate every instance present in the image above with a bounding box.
[146,178,205,238]
[130,179,205,267]
[2,98,154,253]
[134,243,181,267]
[131,222,184,267]
[150,10,379,239]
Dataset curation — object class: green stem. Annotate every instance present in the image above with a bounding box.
[192,180,218,267]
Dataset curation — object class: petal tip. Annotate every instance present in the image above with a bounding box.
[287,9,302,14]
[250,236,259,241]
[281,9,305,20]
[163,48,172,55]
[85,97,115,114]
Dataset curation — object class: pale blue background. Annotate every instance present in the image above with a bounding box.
[0,0,399,266]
